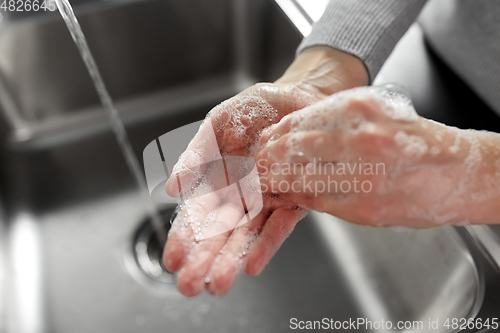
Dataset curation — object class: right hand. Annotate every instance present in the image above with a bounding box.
[162,47,369,297]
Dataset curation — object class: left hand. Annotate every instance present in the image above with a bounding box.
[257,86,500,228]
[162,47,368,297]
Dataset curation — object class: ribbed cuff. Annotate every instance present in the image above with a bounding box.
[297,0,427,82]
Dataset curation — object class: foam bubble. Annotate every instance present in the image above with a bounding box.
[462,132,482,172]
[272,86,418,141]
[209,95,279,147]
[429,146,441,156]
[394,130,429,159]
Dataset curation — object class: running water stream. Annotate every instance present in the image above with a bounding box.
[55,0,167,245]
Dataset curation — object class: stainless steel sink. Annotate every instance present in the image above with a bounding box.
[0,0,497,332]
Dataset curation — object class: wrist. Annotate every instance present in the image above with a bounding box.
[438,129,500,226]
[465,132,500,225]
[276,46,369,96]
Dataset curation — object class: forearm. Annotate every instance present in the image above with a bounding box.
[298,0,428,82]
[460,131,500,225]
[422,121,500,226]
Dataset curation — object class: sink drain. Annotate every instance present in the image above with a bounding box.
[130,206,177,284]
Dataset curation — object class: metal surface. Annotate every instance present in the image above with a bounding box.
[0,0,295,148]
[467,226,500,270]
[0,0,496,332]
[129,207,175,286]
[374,24,500,331]
[0,200,6,333]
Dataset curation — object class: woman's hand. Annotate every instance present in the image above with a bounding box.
[161,82,320,298]
[162,47,368,297]
[257,86,500,228]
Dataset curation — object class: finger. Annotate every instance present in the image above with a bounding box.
[259,90,388,146]
[277,191,381,226]
[257,130,383,197]
[162,184,221,272]
[175,231,229,297]
[161,220,194,273]
[205,206,270,296]
[177,230,232,297]
[276,192,345,217]
[258,96,330,145]
[259,163,374,197]
[204,194,297,295]
[245,207,308,276]
[176,198,245,297]
[259,113,295,145]
[257,131,344,173]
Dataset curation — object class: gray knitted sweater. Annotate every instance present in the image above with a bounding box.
[298,0,500,115]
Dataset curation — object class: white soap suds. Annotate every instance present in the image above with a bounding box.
[209,95,279,144]
[394,130,429,159]
[462,132,482,172]
[429,146,441,156]
[280,86,418,134]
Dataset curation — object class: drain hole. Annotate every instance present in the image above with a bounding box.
[133,206,177,283]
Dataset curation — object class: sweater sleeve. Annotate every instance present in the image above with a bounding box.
[297,0,428,82]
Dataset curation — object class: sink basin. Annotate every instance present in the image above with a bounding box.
[0,0,492,332]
